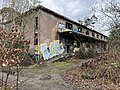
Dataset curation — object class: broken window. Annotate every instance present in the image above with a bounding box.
[78,27,82,32]
[35,17,38,29]
[86,31,89,35]
[66,22,73,30]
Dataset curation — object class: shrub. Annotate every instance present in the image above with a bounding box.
[79,47,87,59]
[87,48,97,58]
[75,47,97,59]
[20,53,35,66]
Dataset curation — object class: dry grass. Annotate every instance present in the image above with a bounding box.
[62,50,120,90]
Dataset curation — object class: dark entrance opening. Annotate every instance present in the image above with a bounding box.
[67,45,70,53]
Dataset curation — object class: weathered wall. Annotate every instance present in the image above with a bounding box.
[23,16,35,49]
[4,8,107,54]
[22,11,40,49]
[39,10,65,45]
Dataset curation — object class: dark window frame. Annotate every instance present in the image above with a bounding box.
[66,22,73,30]
[97,34,99,38]
[35,17,38,30]
[78,27,82,32]
[34,32,38,45]
[92,33,95,37]
[34,38,38,45]
[86,31,89,35]
[101,35,103,39]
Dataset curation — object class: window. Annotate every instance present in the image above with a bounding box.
[86,31,89,35]
[104,37,106,40]
[101,35,103,39]
[34,32,38,45]
[97,34,99,38]
[78,27,82,32]
[34,38,38,45]
[92,33,95,37]
[35,17,38,29]
[66,22,73,30]
[35,33,38,38]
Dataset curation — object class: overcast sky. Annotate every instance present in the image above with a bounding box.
[40,0,109,35]
[0,0,109,35]
[41,0,97,21]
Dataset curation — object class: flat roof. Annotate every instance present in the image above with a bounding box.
[35,5,107,37]
[2,5,107,37]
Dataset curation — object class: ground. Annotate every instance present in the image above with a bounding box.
[1,55,120,90]
[0,58,92,90]
[62,51,120,90]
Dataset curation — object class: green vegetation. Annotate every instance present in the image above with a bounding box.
[75,47,97,59]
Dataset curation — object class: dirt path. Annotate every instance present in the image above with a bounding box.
[20,74,73,90]
[0,59,93,90]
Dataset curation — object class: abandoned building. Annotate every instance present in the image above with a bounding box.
[1,5,108,56]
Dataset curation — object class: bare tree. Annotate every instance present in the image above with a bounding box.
[1,0,42,13]
[78,14,98,28]
[0,0,42,89]
[0,24,30,90]
[0,0,42,25]
[92,0,120,49]
[95,0,119,28]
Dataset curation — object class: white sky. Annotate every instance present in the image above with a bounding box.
[40,0,109,36]
[41,0,97,21]
[0,0,112,36]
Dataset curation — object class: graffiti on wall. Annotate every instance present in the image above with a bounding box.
[39,40,64,60]
[57,22,66,32]
[57,22,79,33]
[57,22,65,29]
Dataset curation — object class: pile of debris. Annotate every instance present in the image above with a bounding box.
[62,50,120,90]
